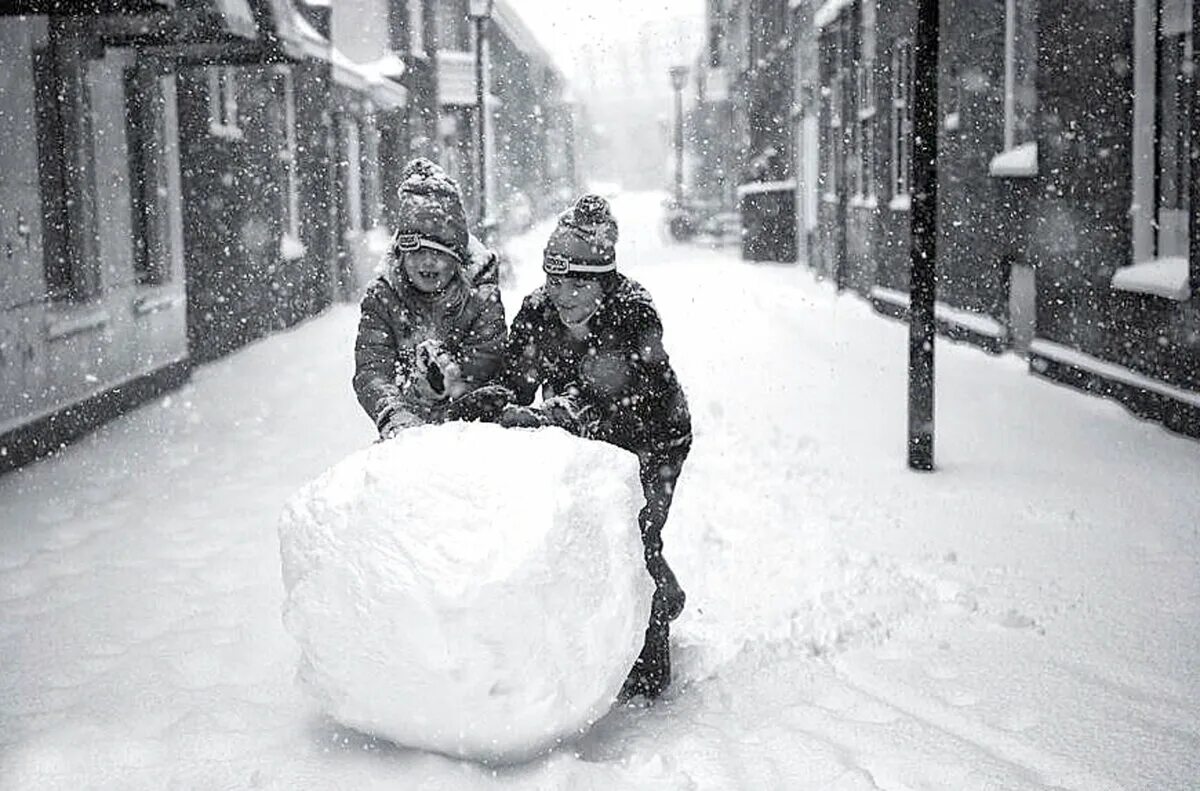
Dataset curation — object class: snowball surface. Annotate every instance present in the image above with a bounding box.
[278,422,653,762]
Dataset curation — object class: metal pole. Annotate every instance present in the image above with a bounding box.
[475,15,487,227]
[674,84,684,203]
[908,0,939,471]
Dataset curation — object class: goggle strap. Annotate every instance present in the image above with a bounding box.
[392,232,463,264]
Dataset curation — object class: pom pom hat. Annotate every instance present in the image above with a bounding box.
[392,158,469,264]
[543,194,619,278]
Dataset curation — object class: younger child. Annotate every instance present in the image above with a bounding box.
[353,159,507,438]
[500,195,692,700]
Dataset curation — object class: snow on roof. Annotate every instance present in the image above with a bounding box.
[1110,257,1192,301]
[493,0,560,77]
[363,52,406,80]
[330,48,408,108]
[814,0,855,28]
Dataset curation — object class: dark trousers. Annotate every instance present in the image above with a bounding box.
[624,439,690,698]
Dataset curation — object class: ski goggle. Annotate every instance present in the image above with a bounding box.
[542,252,615,277]
[392,232,462,264]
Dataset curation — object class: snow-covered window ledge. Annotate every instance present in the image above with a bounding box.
[280,232,307,262]
[848,195,879,210]
[1110,257,1192,301]
[888,194,911,212]
[989,142,1038,178]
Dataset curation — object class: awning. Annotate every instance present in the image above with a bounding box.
[94,0,258,49]
[176,0,257,41]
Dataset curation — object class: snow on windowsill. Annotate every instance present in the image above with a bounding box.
[848,195,879,210]
[1110,257,1191,301]
[989,142,1038,177]
[737,179,797,197]
[870,286,1007,338]
[889,194,911,211]
[281,232,307,262]
[1030,339,1200,408]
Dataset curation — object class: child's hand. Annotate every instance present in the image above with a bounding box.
[380,409,422,439]
[498,405,546,428]
[411,339,457,403]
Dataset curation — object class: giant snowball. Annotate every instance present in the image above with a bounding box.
[278,422,653,762]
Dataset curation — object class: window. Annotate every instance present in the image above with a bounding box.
[342,119,364,233]
[360,114,382,229]
[124,64,174,285]
[409,0,425,55]
[1131,0,1193,271]
[33,24,100,301]
[435,0,469,52]
[1002,0,1037,150]
[854,58,876,201]
[274,68,301,239]
[207,66,241,138]
[1154,0,1192,259]
[891,38,913,199]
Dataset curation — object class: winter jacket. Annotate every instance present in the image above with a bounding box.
[504,273,691,455]
[354,264,506,430]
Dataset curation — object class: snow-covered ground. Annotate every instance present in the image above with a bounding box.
[1,193,1197,790]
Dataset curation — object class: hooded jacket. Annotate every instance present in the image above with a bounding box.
[504,272,691,455]
[354,256,506,429]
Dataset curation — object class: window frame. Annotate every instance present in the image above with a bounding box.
[891,38,913,202]
[207,65,242,139]
[33,23,101,303]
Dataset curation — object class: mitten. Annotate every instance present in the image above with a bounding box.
[443,384,515,423]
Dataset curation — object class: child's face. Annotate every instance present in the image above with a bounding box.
[545,274,604,326]
[402,249,458,293]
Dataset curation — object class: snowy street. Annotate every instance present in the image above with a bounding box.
[2,193,1198,789]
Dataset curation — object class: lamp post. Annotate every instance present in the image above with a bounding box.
[668,65,689,204]
[468,0,495,233]
[908,0,939,471]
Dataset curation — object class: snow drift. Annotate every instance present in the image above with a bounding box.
[277,422,653,762]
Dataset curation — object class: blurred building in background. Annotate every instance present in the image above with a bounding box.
[433,0,576,234]
[691,0,1197,437]
[0,0,575,472]
[573,16,702,194]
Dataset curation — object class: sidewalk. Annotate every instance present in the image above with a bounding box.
[0,193,1196,789]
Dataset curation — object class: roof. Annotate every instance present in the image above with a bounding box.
[492,0,560,77]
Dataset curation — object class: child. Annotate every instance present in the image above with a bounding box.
[500,195,692,700]
[353,159,507,439]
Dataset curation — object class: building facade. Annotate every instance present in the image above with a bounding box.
[434,0,577,233]
[709,0,1198,436]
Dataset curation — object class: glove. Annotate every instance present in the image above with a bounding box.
[409,339,462,404]
[498,404,548,428]
[497,396,588,432]
[540,395,586,433]
[443,384,515,423]
[379,408,423,440]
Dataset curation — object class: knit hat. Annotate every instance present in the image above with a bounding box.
[543,194,619,278]
[392,158,469,264]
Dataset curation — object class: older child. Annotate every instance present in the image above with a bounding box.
[500,195,692,700]
[353,159,507,439]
